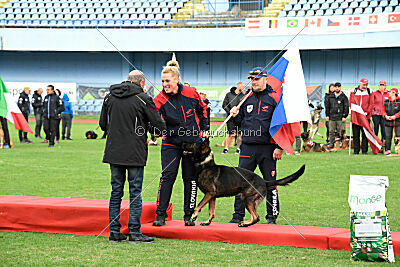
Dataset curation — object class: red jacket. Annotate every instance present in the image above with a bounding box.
[349,87,372,119]
[370,90,389,116]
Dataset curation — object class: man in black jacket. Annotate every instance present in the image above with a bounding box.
[17,87,33,143]
[99,70,166,243]
[222,82,245,154]
[42,85,63,147]
[32,88,44,139]
[325,82,349,149]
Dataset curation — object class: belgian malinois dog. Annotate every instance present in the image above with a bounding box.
[182,138,305,227]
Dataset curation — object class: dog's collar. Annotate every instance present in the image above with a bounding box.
[196,151,214,166]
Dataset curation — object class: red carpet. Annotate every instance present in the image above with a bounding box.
[0,195,172,236]
[0,195,398,254]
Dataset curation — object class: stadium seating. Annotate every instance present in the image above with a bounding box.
[279,0,398,17]
[0,0,190,28]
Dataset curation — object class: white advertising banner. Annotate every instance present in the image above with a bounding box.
[348,175,388,212]
[4,82,77,103]
[245,13,400,36]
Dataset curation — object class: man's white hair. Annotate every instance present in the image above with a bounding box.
[127,70,145,84]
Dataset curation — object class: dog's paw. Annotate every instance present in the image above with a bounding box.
[238,222,249,227]
[190,215,198,222]
[200,222,211,226]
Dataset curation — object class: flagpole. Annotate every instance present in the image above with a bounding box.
[212,90,252,138]
[349,120,352,156]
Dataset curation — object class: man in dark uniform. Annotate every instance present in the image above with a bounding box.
[42,85,63,147]
[229,67,283,224]
[17,87,32,143]
[100,70,166,243]
[32,88,44,139]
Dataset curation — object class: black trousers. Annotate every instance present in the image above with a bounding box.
[372,115,386,140]
[232,143,279,220]
[43,118,57,145]
[34,113,43,137]
[0,116,11,146]
[156,142,197,216]
[55,118,61,141]
[18,112,29,141]
[61,114,72,139]
[352,123,368,154]
[385,123,400,151]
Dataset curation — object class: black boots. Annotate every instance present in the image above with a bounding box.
[152,213,167,226]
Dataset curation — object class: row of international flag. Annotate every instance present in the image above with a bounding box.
[246,13,400,35]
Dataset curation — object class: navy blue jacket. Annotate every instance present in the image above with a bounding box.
[17,91,30,114]
[234,87,280,146]
[43,93,63,119]
[153,84,209,145]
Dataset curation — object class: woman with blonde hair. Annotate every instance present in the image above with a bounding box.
[152,59,209,227]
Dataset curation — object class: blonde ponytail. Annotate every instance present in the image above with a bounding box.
[162,60,181,79]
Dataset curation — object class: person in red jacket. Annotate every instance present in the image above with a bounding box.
[370,80,389,146]
[382,88,400,156]
[350,78,372,154]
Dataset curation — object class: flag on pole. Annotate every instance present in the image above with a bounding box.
[350,94,382,154]
[268,45,311,154]
[0,77,33,133]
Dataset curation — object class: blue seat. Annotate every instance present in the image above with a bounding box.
[360,1,368,8]
[384,6,393,12]
[364,7,373,13]
[311,3,319,10]
[344,8,353,15]
[334,8,343,15]
[379,0,389,6]
[395,5,400,11]
[308,0,317,4]
[354,7,363,14]
[303,3,311,9]
[305,10,315,16]
[278,11,287,17]
[349,1,358,8]
[370,1,379,7]
[321,3,329,9]
[373,6,383,13]
[298,0,307,4]
[293,4,301,11]
[283,4,292,11]
[389,0,399,6]
[296,10,305,16]
[81,20,90,27]
[340,2,349,8]
[325,9,334,15]
[330,2,339,9]
[316,9,324,16]
[287,10,296,17]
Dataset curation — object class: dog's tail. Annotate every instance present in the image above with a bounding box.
[265,165,305,188]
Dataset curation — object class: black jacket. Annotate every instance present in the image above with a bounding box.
[153,84,209,146]
[383,97,400,127]
[31,91,44,115]
[99,81,166,166]
[17,91,30,114]
[222,87,244,115]
[43,93,63,119]
[233,87,279,146]
[325,92,349,121]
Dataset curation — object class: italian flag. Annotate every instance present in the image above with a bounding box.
[0,77,33,133]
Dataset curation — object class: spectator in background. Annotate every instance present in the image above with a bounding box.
[43,85,63,147]
[17,87,32,143]
[0,116,11,149]
[54,89,65,143]
[371,80,389,148]
[324,83,336,144]
[199,90,211,129]
[350,78,372,155]
[325,82,349,150]
[32,88,44,139]
[61,94,73,140]
[221,82,245,154]
[382,88,400,156]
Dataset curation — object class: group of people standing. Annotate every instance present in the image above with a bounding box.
[324,78,399,155]
[101,63,283,243]
[16,85,73,147]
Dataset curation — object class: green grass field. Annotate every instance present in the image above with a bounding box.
[1,119,399,265]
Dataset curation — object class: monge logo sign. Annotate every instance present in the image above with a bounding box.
[348,193,384,211]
